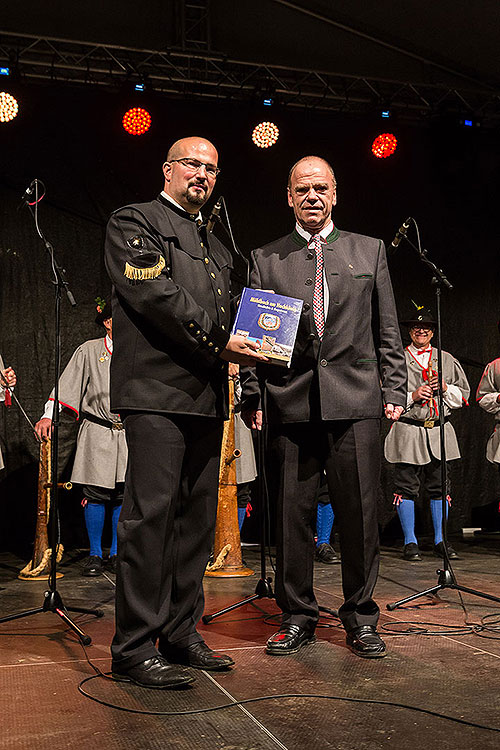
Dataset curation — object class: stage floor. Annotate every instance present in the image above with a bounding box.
[1,541,499,750]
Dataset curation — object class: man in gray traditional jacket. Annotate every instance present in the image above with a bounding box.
[384,307,469,561]
[35,304,127,576]
[477,343,500,470]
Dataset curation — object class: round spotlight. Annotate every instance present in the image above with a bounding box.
[372,133,397,159]
[252,121,279,148]
[122,107,152,136]
[0,92,19,122]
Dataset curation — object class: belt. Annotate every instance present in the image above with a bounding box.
[81,412,124,431]
[399,416,449,429]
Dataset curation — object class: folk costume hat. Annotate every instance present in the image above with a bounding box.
[95,297,111,327]
[400,300,436,329]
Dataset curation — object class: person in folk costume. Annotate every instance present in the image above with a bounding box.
[0,360,17,471]
[384,303,469,561]
[476,320,500,500]
[35,300,127,576]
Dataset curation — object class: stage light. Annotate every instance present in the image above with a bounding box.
[263,97,273,107]
[135,83,145,92]
[0,67,10,76]
[381,109,390,119]
[122,107,151,135]
[464,119,473,127]
[0,92,19,122]
[371,133,397,159]
[252,121,279,148]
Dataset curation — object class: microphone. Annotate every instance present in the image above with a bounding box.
[390,217,412,250]
[17,181,36,210]
[206,197,222,233]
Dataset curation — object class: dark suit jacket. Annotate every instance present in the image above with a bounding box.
[105,196,232,417]
[241,226,407,423]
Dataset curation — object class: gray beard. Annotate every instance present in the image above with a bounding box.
[184,186,206,207]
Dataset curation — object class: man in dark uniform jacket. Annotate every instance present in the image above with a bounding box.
[105,136,266,689]
[242,156,407,658]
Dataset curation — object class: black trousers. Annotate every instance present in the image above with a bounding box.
[270,419,381,633]
[393,459,449,501]
[111,412,223,669]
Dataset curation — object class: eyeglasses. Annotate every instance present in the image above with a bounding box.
[169,158,220,178]
[410,326,433,333]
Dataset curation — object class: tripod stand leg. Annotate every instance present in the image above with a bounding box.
[66,605,104,617]
[0,607,45,624]
[202,593,262,624]
[53,607,92,646]
[451,584,500,605]
[387,583,444,611]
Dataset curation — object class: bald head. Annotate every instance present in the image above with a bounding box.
[287,156,337,233]
[287,156,336,188]
[162,137,219,213]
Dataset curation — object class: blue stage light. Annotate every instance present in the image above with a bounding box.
[135,83,145,92]
[263,97,273,106]
[464,119,473,127]
[0,67,10,76]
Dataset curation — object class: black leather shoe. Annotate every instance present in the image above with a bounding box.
[403,543,422,561]
[315,543,340,564]
[111,656,194,689]
[82,555,103,577]
[266,625,315,655]
[107,555,117,574]
[434,541,459,559]
[346,625,386,658]
[161,641,234,671]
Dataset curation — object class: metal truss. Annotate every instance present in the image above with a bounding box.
[1,30,499,123]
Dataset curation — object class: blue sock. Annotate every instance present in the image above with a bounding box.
[238,507,246,531]
[110,504,122,557]
[316,503,334,546]
[84,502,105,558]
[396,499,417,545]
[430,499,448,545]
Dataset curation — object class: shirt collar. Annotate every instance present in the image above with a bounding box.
[160,191,202,222]
[295,220,334,244]
[408,343,431,356]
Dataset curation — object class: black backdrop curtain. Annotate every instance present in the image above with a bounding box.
[1,85,499,553]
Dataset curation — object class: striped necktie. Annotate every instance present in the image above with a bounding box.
[310,234,325,338]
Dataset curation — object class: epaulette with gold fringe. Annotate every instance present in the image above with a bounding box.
[124,255,165,280]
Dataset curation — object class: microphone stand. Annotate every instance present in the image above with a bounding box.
[387,227,500,611]
[0,181,103,644]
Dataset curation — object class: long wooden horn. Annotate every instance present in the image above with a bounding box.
[205,379,254,578]
[19,439,65,580]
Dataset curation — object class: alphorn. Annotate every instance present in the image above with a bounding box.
[205,378,254,577]
[19,439,65,580]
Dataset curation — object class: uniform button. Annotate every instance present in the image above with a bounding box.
[200,242,204,248]
[189,323,195,328]
[222,325,226,330]
[305,278,313,286]
[308,333,315,340]
[220,306,225,313]
[196,330,201,335]
[204,257,209,264]
[303,303,310,311]
[320,359,328,367]
[202,335,207,341]
[210,272,216,278]
[208,342,213,347]
[306,252,314,260]
[217,288,222,295]
[214,347,220,353]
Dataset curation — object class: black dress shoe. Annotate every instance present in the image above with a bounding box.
[266,625,315,656]
[315,543,340,564]
[111,656,194,689]
[161,641,234,671]
[434,541,459,559]
[107,555,117,574]
[346,625,386,658]
[403,543,422,561]
[82,555,103,577]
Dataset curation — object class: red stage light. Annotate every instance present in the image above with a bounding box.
[0,92,19,122]
[372,133,397,159]
[122,107,152,135]
[252,121,279,148]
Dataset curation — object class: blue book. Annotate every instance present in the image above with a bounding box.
[232,287,303,367]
